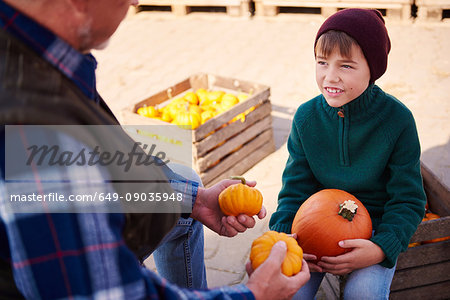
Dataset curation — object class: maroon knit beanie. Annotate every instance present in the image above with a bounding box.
[315,8,391,83]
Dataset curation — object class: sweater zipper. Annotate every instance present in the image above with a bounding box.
[338,107,349,166]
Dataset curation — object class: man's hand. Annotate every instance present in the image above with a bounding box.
[246,241,310,300]
[191,178,266,237]
[318,239,385,275]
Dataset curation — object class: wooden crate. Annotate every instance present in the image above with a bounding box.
[134,0,251,17]
[253,0,413,19]
[120,73,275,187]
[416,0,450,21]
[390,163,450,299]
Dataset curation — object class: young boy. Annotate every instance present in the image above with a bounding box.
[269,8,426,299]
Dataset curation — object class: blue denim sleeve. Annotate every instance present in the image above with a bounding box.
[156,159,199,218]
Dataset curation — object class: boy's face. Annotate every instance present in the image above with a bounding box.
[315,43,370,108]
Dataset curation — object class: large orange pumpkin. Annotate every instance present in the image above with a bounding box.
[291,189,372,261]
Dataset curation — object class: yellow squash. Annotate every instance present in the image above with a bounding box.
[172,104,201,130]
[220,93,239,110]
[137,105,159,118]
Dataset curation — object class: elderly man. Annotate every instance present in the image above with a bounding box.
[0,0,309,299]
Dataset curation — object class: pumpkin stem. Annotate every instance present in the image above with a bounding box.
[338,200,358,221]
[230,176,246,185]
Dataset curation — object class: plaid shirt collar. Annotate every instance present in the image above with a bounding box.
[0,0,98,102]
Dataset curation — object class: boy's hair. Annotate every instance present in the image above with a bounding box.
[314,30,357,59]
[314,9,391,83]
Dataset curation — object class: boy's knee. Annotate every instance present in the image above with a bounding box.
[344,273,390,300]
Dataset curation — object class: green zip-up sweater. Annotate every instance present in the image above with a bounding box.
[269,84,426,268]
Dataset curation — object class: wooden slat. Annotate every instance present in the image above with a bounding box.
[194,89,270,142]
[254,0,412,19]
[417,0,450,5]
[194,101,272,156]
[210,74,268,95]
[132,77,192,111]
[396,240,450,270]
[137,1,250,17]
[174,0,242,5]
[203,136,275,187]
[195,115,272,172]
[138,0,244,6]
[421,162,450,216]
[390,260,450,291]
[137,0,173,5]
[120,108,167,126]
[262,1,405,8]
[201,129,274,185]
[390,280,450,300]
[189,73,209,91]
[255,0,411,4]
[319,274,339,300]
[417,6,449,21]
[409,217,450,243]
[254,0,411,6]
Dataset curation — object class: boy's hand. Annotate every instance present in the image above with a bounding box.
[303,253,323,273]
[318,239,385,275]
[286,233,323,273]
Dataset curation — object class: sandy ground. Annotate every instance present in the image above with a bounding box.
[93,10,450,292]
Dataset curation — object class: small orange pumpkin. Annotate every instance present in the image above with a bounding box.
[137,105,159,118]
[250,231,303,276]
[218,176,263,216]
[424,212,440,221]
[220,93,239,110]
[200,110,215,124]
[205,90,224,104]
[423,236,450,244]
[291,189,372,261]
[408,242,421,248]
[183,91,199,105]
[196,88,209,104]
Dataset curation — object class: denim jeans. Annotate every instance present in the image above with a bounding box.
[293,257,396,299]
[152,163,207,289]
